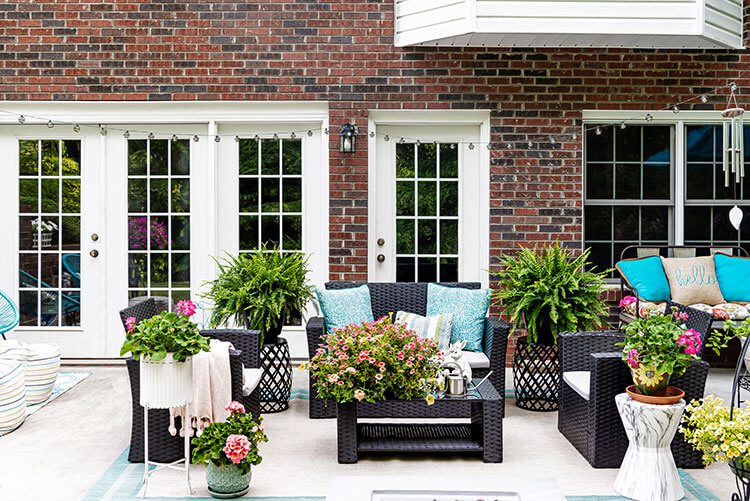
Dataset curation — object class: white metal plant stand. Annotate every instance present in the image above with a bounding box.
[140,356,194,498]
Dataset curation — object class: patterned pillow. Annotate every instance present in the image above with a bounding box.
[426,284,491,352]
[395,311,453,351]
[661,256,725,306]
[316,285,374,334]
[621,299,666,318]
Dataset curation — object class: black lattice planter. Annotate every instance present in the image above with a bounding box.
[259,338,292,413]
[512,336,560,412]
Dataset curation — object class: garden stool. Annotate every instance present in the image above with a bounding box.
[0,359,27,436]
[25,343,61,404]
[614,393,686,501]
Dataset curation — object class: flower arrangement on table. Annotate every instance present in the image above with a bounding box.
[120,299,209,362]
[192,402,268,497]
[680,396,750,477]
[618,308,703,396]
[306,316,443,404]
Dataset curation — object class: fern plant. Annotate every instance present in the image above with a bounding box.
[202,245,317,344]
[492,243,610,345]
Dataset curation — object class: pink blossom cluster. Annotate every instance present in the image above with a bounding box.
[223,434,251,464]
[175,300,196,317]
[626,349,640,368]
[225,401,245,415]
[673,311,689,323]
[125,316,137,332]
[619,295,637,308]
[677,328,702,356]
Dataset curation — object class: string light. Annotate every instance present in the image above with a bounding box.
[672,105,680,114]
[147,132,155,140]
[324,128,329,135]
[214,135,221,143]
[99,126,107,136]
[73,124,80,133]
[701,95,709,104]
[234,135,240,143]
[384,135,390,142]
[193,135,199,142]
[123,130,130,139]
[307,130,313,137]
[595,126,602,136]
[507,143,512,149]
[172,134,179,142]
[399,137,405,144]
[486,143,492,150]
[17,115,25,124]
[46,120,54,129]
[619,122,626,129]
[290,132,296,139]
[272,133,278,140]
[645,113,654,122]
[468,143,475,150]
[527,140,533,148]
[550,136,556,145]
[572,133,578,141]
[254,134,260,141]
[369,131,375,138]
[730,82,739,93]
[416,140,421,145]
[450,143,456,149]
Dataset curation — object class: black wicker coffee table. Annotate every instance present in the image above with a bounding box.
[336,379,503,463]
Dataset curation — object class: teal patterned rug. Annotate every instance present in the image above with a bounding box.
[27,371,90,416]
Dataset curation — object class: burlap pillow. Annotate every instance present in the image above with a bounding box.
[660,256,725,306]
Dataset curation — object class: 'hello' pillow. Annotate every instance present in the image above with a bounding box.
[660,256,724,306]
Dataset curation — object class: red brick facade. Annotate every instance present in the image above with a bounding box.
[1,0,748,290]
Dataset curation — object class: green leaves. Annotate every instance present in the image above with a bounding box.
[191,412,268,475]
[201,246,317,344]
[120,310,210,362]
[492,243,610,345]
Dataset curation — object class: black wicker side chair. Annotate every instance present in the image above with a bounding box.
[663,301,714,357]
[119,302,253,463]
[306,282,510,419]
[558,330,710,469]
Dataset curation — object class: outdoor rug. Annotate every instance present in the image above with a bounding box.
[27,371,91,417]
[82,369,726,500]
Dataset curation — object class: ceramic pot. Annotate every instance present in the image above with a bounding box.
[206,462,251,498]
[630,365,670,395]
[139,354,193,409]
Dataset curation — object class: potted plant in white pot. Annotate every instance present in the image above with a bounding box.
[492,243,610,411]
[192,401,268,498]
[120,300,210,408]
[202,245,317,412]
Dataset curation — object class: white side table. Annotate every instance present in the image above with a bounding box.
[614,393,686,501]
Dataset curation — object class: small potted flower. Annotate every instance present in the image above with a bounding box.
[307,316,443,406]
[120,300,210,408]
[618,308,702,404]
[681,396,750,482]
[192,401,268,498]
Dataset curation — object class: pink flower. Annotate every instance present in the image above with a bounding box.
[225,401,245,415]
[673,311,689,322]
[125,316,137,332]
[175,300,196,317]
[375,373,383,380]
[354,389,365,401]
[626,349,640,368]
[223,434,251,464]
[619,295,637,308]
[677,328,702,355]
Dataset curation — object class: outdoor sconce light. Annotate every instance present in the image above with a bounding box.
[340,123,357,153]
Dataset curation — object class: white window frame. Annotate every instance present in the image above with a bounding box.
[583,110,730,261]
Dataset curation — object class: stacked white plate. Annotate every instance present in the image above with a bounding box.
[0,360,27,436]
[25,343,60,404]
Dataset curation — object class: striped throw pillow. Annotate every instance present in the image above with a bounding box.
[395,311,453,351]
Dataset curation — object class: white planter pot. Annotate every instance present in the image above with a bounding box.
[140,354,193,409]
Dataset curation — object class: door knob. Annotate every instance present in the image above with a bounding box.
[376,254,385,263]
[89,249,99,258]
[377,238,385,246]
[91,233,99,242]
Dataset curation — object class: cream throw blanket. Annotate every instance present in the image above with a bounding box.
[169,339,233,437]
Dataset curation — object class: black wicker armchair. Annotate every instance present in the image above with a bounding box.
[306,282,510,419]
[558,330,710,469]
[663,302,714,358]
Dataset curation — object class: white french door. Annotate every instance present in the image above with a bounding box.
[370,122,488,284]
[0,126,105,355]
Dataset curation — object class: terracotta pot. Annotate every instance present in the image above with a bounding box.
[626,385,684,405]
[630,365,670,395]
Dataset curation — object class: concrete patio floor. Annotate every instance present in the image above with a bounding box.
[0,366,739,500]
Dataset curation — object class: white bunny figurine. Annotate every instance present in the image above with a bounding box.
[443,340,472,384]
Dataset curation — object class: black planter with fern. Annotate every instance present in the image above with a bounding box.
[203,246,317,413]
[494,243,610,412]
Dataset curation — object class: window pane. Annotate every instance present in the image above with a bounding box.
[417,257,437,282]
[642,163,669,200]
[171,179,190,213]
[584,206,611,241]
[150,140,168,175]
[396,143,415,178]
[586,243,612,276]
[41,140,59,176]
[150,179,168,213]
[239,178,259,213]
[397,219,415,254]
[150,216,169,250]
[641,206,668,240]
[440,143,458,178]
[261,178,280,212]
[19,290,38,326]
[586,164,613,199]
[615,126,641,162]
[686,163,713,199]
[239,139,259,175]
[684,206,711,241]
[417,181,436,217]
[261,215,280,247]
[282,178,302,212]
[643,126,671,161]
[396,181,414,216]
[62,140,81,176]
[440,181,458,216]
[396,257,415,282]
[261,140,280,175]
[439,257,458,282]
[19,254,37,287]
[128,179,147,212]
[282,139,302,175]
[586,127,613,161]
[171,253,190,288]
[171,140,190,175]
[282,215,302,250]
[19,179,37,213]
[128,140,147,176]
[613,206,638,240]
[440,220,458,254]
[615,164,639,199]
[239,216,258,250]
[418,143,437,178]
[19,140,38,175]
[150,253,168,288]
[41,179,58,213]
[417,220,437,254]
[172,216,190,251]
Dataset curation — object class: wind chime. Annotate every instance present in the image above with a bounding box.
[722,82,746,231]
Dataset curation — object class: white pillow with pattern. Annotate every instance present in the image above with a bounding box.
[395,311,453,351]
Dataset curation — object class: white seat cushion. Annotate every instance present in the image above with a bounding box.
[563,371,591,401]
[242,368,263,397]
[460,350,490,369]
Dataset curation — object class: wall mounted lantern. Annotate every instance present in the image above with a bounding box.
[340,123,357,153]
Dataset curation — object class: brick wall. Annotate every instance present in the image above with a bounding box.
[0,0,748,287]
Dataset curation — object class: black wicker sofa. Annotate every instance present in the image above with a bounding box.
[306,282,511,419]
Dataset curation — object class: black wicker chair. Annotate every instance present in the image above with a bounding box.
[306,282,510,419]
[558,331,710,468]
[663,301,714,358]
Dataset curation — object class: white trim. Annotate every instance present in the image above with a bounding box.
[674,121,686,245]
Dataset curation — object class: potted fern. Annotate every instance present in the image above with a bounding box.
[202,245,316,412]
[492,243,609,410]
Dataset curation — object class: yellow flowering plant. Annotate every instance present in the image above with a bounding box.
[680,396,750,468]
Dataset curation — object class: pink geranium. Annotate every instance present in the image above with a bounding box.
[677,328,702,356]
[223,434,252,464]
[225,401,245,415]
[175,300,196,317]
[619,295,637,308]
[626,349,640,368]
[125,316,137,332]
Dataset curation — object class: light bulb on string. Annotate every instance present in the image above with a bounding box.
[214,135,221,143]
[619,122,626,130]
[645,113,654,122]
[701,95,709,104]
[100,126,108,136]
[73,124,80,133]
[507,143,512,149]
[234,135,240,143]
[416,140,421,145]
[148,132,155,140]
[399,137,405,144]
[468,143,475,150]
[730,82,739,93]
[17,115,25,124]
[450,143,456,149]
[486,143,492,150]
[384,135,390,142]
[123,130,130,139]
[595,126,602,136]
[47,120,54,129]
[550,136,556,145]
[672,105,680,114]
[172,134,179,142]
[369,131,375,138]
[572,132,578,140]
[527,140,533,148]
[307,130,313,137]
[254,134,260,141]
[290,132,296,139]
[193,135,199,142]
[324,128,329,135]
[273,133,278,140]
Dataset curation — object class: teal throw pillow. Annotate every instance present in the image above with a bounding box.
[615,256,670,302]
[316,285,374,334]
[714,253,750,302]
[426,283,491,352]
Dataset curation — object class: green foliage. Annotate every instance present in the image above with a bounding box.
[705,317,750,355]
[680,396,750,466]
[202,246,316,344]
[618,311,699,378]
[119,311,209,362]
[307,316,443,404]
[492,243,610,345]
[191,411,268,476]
